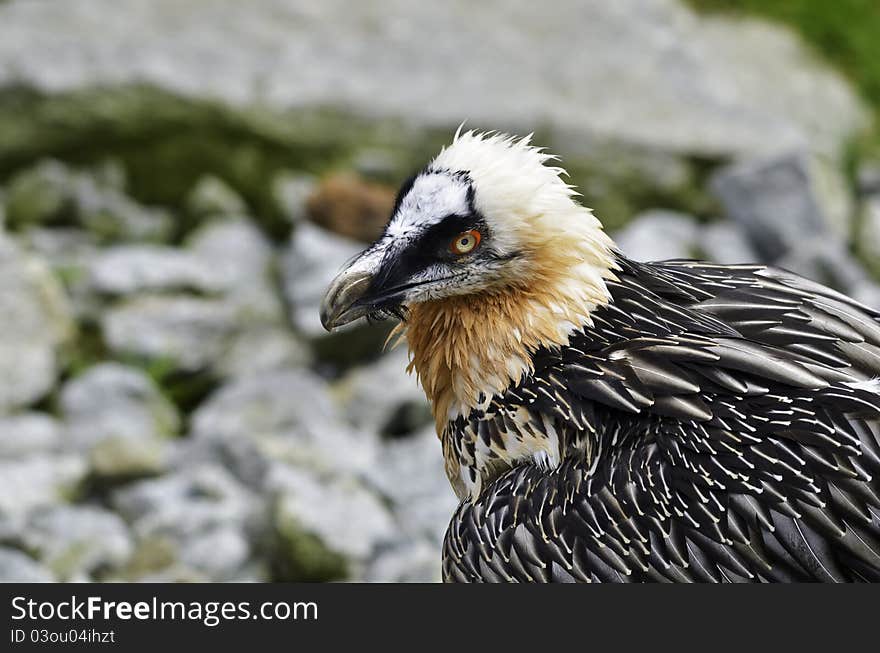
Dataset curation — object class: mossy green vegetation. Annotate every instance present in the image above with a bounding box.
[120,537,178,581]
[269,499,348,582]
[0,84,716,243]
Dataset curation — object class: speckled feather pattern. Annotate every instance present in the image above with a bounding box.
[440,258,880,582]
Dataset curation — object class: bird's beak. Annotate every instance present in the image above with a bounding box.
[320,264,375,332]
[321,243,394,331]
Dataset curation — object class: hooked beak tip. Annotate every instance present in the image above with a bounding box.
[320,269,374,332]
[319,309,336,333]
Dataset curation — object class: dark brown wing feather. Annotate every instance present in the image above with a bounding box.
[442,258,880,582]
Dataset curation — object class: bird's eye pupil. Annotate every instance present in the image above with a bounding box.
[450,229,481,255]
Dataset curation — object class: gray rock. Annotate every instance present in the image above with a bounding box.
[187,218,284,330]
[216,325,312,379]
[112,464,258,541]
[710,151,847,261]
[189,218,305,377]
[271,171,317,225]
[100,219,284,373]
[777,235,868,293]
[613,210,700,262]
[101,294,238,372]
[688,15,868,159]
[185,217,274,287]
[268,464,396,561]
[366,427,457,545]
[0,547,54,582]
[858,196,880,272]
[4,159,171,241]
[268,464,396,580]
[698,221,757,265]
[0,455,87,518]
[71,169,171,242]
[20,227,103,319]
[282,222,364,338]
[127,552,263,583]
[120,559,205,582]
[853,281,880,310]
[16,505,133,580]
[89,244,229,296]
[177,527,251,580]
[0,513,23,542]
[0,412,61,458]
[334,347,430,436]
[172,430,266,491]
[88,436,169,483]
[809,157,855,240]
[185,175,247,218]
[857,161,880,197]
[0,0,866,160]
[0,232,73,412]
[92,218,274,301]
[190,369,378,482]
[59,363,179,450]
[363,539,442,583]
[21,226,100,265]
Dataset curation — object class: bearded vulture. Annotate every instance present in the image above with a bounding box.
[321,130,880,582]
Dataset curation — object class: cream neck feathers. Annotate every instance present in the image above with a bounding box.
[393,131,620,428]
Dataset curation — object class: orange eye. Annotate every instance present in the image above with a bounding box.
[450,230,481,255]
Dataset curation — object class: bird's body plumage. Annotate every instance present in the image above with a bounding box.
[321,130,880,582]
[442,257,880,582]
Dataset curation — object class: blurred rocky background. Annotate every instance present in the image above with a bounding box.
[0,0,879,582]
